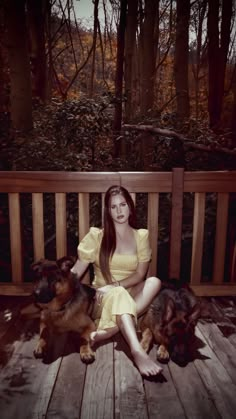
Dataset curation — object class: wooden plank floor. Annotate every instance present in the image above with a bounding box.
[1,295,236,419]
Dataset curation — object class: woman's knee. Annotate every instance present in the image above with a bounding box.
[145,276,161,293]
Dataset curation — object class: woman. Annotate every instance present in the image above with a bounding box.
[71,185,162,376]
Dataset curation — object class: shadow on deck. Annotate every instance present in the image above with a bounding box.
[1,295,236,419]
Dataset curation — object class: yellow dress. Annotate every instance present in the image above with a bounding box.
[78,227,152,330]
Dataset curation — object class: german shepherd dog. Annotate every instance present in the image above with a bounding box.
[139,280,201,366]
[21,257,96,364]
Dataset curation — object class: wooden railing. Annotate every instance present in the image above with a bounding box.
[0,169,236,296]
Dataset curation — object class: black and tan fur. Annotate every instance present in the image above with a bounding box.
[139,279,201,365]
[21,257,96,364]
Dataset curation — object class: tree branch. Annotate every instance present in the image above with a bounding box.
[122,124,236,156]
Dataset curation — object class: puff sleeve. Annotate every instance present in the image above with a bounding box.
[137,229,152,262]
[78,227,101,263]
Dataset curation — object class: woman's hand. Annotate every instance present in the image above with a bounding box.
[95,284,118,305]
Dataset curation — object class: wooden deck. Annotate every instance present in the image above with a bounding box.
[1,295,236,419]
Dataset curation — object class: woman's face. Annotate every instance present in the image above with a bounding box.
[109,194,130,225]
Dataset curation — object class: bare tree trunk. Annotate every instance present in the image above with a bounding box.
[0,38,6,112]
[218,0,233,122]
[0,5,6,112]
[6,0,33,131]
[124,0,138,121]
[207,0,219,127]
[231,65,236,146]
[89,0,99,97]
[113,0,127,156]
[27,0,49,102]
[45,0,52,99]
[174,0,190,118]
[132,41,139,114]
[0,56,3,112]
[191,0,207,119]
[207,0,232,128]
[139,0,158,115]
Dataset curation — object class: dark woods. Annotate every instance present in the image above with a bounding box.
[0,0,235,163]
[0,0,236,290]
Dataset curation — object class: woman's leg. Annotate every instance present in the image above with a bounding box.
[130,276,161,316]
[90,277,161,346]
[117,313,162,376]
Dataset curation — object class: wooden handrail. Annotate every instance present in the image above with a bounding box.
[0,169,236,296]
[1,170,236,192]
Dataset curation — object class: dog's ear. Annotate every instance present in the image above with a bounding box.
[163,297,175,323]
[31,259,47,274]
[31,259,43,269]
[188,303,201,324]
[57,256,75,273]
[31,259,57,274]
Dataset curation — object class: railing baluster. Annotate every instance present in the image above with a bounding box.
[55,193,67,259]
[79,193,90,241]
[213,193,229,284]
[32,193,45,261]
[190,193,206,285]
[169,168,184,279]
[101,193,105,226]
[79,193,90,284]
[147,193,159,277]
[8,193,23,283]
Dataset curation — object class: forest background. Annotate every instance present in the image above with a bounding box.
[0,0,236,281]
[1,0,236,172]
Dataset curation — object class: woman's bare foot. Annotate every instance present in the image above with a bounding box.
[132,348,163,376]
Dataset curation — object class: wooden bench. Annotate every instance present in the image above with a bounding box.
[0,168,236,296]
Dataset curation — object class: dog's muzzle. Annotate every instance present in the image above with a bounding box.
[33,276,56,303]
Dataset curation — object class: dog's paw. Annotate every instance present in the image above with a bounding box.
[33,345,44,359]
[157,344,170,362]
[33,338,47,359]
[80,345,96,364]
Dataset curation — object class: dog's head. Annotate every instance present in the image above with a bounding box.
[31,256,76,304]
[161,289,201,365]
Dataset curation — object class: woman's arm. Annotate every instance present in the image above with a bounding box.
[99,261,149,291]
[70,258,90,282]
[116,261,149,288]
[95,261,149,304]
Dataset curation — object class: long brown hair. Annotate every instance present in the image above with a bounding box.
[99,185,137,283]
